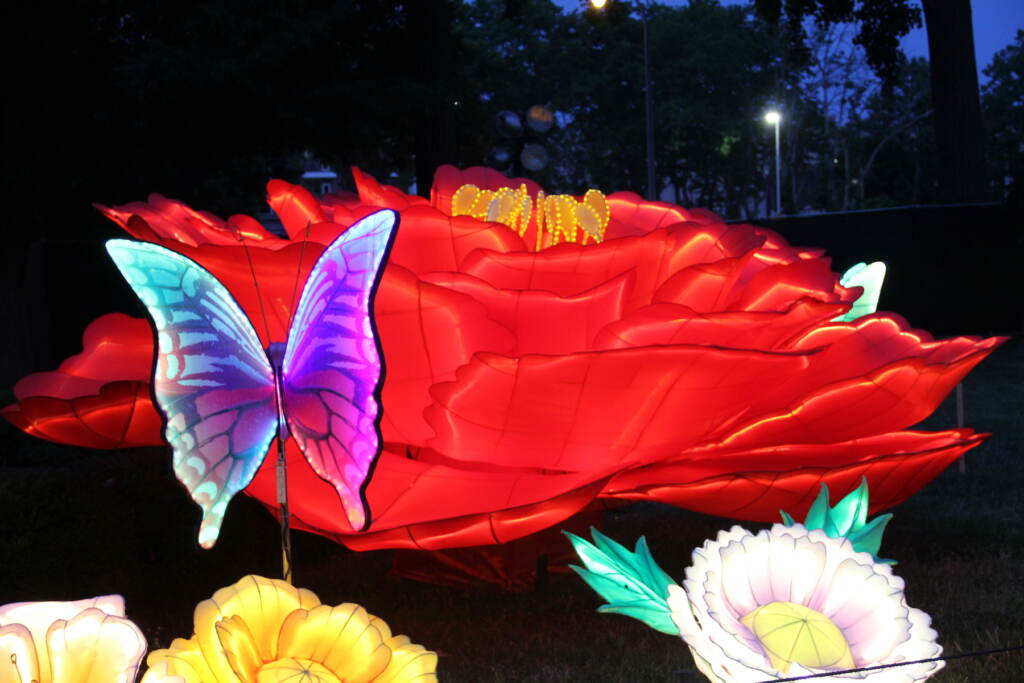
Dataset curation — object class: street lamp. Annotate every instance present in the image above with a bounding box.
[765,110,781,215]
[591,0,656,201]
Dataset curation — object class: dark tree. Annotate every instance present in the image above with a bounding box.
[409,0,460,197]
[920,0,988,203]
[754,0,990,204]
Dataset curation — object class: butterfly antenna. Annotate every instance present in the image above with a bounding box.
[228,222,274,344]
[286,220,313,331]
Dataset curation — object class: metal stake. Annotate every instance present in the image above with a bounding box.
[956,382,966,474]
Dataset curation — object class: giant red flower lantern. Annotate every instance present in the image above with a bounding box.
[5,165,1004,558]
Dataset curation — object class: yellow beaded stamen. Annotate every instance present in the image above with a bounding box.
[452,183,609,251]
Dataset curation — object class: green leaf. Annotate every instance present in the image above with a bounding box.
[803,484,831,531]
[779,477,895,564]
[847,513,896,564]
[565,528,680,636]
[597,602,680,635]
[834,262,887,322]
[829,477,871,534]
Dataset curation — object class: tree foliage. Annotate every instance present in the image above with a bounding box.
[982,30,1024,207]
[752,0,921,85]
[9,0,1005,246]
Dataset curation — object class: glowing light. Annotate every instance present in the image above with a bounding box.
[741,601,854,673]
[781,477,895,563]
[451,182,610,249]
[835,261,886,322]
[569,525,943,683]
[765,110,781,125]
[0,595,146,683]
[4,166,1004,583]
[668,525,943,682]
[591,0,608,8]
[140,575,436,682]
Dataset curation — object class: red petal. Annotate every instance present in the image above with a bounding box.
[461,224,766,310]
[352,167,429,210]
[430,164,542,214]
[605,191,713,239]
[605,429,986,520]
[386,205,525,274]
[266,179,327,238]
[718,340,1002,449]
[97,195,281,246]
[594,299,845,351]
[421,271,633,354]
[12,314,153,399]
[424,346,812,472]
[4,381,162,448]
[245,441,611,549]
[375,266,515,444]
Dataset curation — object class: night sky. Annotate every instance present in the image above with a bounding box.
[558,0,1024,83]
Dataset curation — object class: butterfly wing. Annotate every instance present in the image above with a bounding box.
[282,209,398,531]
[106,240,277,548]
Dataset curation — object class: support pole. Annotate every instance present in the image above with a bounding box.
[956,382,966,474]
[642,9,656,201]
[276,437,293,583]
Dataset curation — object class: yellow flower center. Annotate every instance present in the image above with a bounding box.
[452,183,609,250]
[256,657,341,683]
[740,601,855,673]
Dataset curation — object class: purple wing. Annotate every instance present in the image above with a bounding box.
[281,209,398,531]
[106,239,277,548]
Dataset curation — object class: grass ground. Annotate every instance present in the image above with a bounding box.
[1,338,1021,682]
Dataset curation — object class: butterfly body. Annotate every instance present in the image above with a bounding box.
[106,210,399,547]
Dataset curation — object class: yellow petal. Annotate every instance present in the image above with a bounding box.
[45,608,146,683]
[139,659,189,682]
[0,596,125,683]
[216,616,263,682]
[741,601,855,673]
[194,576,319,680]
[277,605,389,683]
[141,638,210,682]
[255,658,339,683]
[366,616,393,642]
[0,623,40,683]
[374,640,438,683]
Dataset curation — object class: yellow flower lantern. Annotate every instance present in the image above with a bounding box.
[0,594,146,683]
[141,575,437,683]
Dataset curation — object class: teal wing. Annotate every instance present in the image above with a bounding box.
[106,239,277,548]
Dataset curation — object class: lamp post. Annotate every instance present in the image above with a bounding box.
[765,110,781,215]
[592,0,656,201]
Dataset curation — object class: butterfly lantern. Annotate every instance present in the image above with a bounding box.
[105,209,399,561]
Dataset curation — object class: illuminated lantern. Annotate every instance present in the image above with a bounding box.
[140,575,436,682]
[668,525,942,682]
[0,595,146,683]
[568,524,943,682]
[780,477,895,564]
[104,210,398,548]
[5,166,1005,561]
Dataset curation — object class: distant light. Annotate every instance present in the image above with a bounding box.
[765,111,781,125]
[591,0,608,8]
[521,143,549,172]
[526,104,554,133]
[495,110,523,138]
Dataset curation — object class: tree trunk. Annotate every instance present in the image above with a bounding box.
[409,0,459,197]
[921,0,989,202]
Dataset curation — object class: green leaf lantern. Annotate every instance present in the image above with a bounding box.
[564,528,679,635]
[780,477,895,564]
[834,261,886,322]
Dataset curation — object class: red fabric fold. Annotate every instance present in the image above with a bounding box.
[5,166,1007,557]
